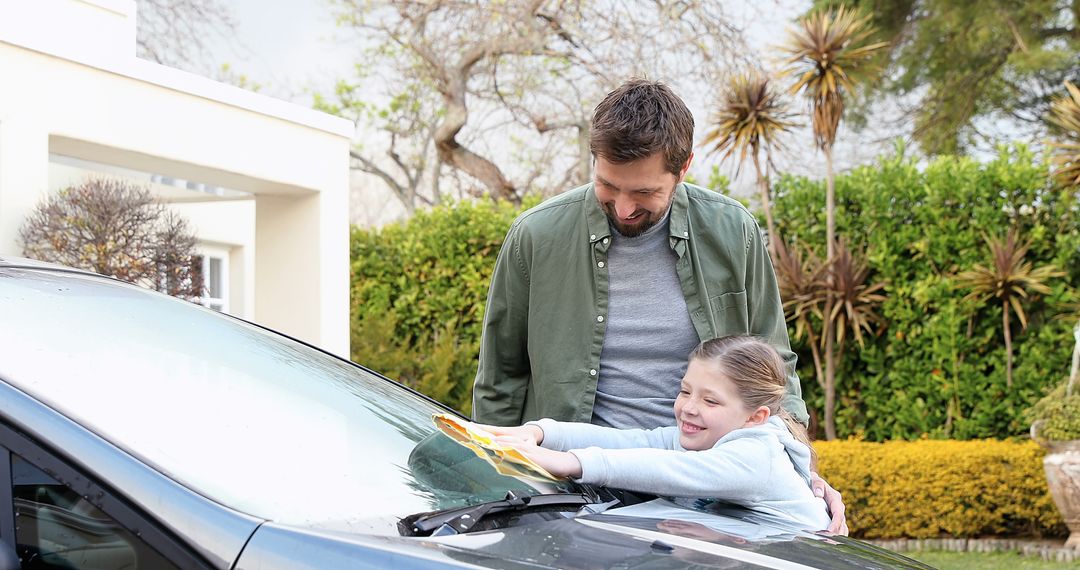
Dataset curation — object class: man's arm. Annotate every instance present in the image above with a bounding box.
[472,224,532,426]
[744,221,809,424]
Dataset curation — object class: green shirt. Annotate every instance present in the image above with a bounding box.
[472,182,808,426]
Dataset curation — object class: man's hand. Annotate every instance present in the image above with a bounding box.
[810,471,848,535]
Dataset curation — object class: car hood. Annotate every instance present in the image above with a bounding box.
[236,499,931,570]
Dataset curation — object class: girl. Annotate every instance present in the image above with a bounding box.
[482,335,830,530]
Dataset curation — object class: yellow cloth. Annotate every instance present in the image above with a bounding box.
[432,413,560,481]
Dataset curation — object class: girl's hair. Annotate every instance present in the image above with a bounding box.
[689,335,816,463]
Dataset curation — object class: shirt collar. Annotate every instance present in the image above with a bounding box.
[584,183,691,244]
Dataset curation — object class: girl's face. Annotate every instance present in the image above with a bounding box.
[673,358,763,451]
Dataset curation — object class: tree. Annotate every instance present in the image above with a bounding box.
[815,0,1080,155]
[19,179,204,302]
[780,5,887,439]
[955,230,1064,388]
[702,71,796,257]
[330,0,752,209]
[135,0,236,69]
[315,65,444,215]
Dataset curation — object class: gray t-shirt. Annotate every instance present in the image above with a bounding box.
[590,213,700,429]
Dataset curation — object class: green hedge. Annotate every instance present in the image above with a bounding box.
[350,199,533,413]
[773,145,1079,441]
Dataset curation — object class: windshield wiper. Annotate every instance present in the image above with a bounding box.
[400,491,617,537]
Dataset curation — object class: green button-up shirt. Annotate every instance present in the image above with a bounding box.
[472,182,808,426]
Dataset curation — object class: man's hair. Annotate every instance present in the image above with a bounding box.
[590,78,695,176]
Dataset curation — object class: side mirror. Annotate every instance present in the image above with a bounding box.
[0,541,18,570]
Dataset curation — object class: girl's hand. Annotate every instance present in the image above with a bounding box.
[469,422,544,445]
[498,438,582,478]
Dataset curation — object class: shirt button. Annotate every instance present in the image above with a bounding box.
[603,237,609,245]
[597,315,604,322]
[597,261,605,268]
[589,369,597,376]
[590,234,596,240]
[683,231,689,237]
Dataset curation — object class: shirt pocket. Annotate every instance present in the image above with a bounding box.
[708,290,749,338]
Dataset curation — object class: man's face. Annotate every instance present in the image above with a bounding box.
[593,152,692,237]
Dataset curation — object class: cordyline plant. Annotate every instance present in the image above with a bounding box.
[1047,80,1080,189]
[774,238,885,439]
[702,71,796,257]
[19,178,204,301]
[780,5,887,261]
[779,4,886,440]
[955,229,1063,388]
[774,240,829,385]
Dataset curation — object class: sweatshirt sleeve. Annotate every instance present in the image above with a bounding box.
[529,419,675,451]
[569,437,772,500]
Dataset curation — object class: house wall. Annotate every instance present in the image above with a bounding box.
[0,0,353,355]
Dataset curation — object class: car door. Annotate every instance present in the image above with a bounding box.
[0,422,211,569]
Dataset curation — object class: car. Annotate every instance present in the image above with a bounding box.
[0,257,933,569]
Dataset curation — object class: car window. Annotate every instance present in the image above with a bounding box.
[10,454,179,569]
[0,268,578,535]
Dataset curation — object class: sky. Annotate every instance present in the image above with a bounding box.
[204,0,356,101]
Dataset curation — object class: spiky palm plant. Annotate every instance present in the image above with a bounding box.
[773,239,885,439]
[781,5,887,262]
[1047,80,1080,189]
[774,239,830,385]
[955,230,1064,388]
[828,240,887,351]
[780,5,887,440]
[703,72,796,256]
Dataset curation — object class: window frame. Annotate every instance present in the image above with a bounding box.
[0,423,212,569]
[197,246,230,313]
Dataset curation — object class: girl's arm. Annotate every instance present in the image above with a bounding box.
[569,437,772,500]
[528,418,674,451]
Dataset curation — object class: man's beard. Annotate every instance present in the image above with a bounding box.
[601,186,676,238]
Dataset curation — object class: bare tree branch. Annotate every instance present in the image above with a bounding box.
[135,0,236,69]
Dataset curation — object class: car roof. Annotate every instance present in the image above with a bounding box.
[0,255,98,275]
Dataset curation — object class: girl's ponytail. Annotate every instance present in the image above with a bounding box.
[776,407,818,469]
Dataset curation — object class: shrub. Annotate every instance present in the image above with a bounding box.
[19,178,203,301]
[1025,383,1080,441]
[350,199,533,413]
[816,439,1065,539]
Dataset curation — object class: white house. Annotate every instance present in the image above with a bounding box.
[0,0,353,356]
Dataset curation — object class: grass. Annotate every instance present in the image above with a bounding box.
[905,550,1076,569]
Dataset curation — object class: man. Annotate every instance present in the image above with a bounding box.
[472,79,847,533]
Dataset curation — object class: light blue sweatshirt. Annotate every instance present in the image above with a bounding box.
[529,416,831,531]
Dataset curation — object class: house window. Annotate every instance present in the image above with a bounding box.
[198,250,229,313]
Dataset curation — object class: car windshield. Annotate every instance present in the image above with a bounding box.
[0,267,579,534]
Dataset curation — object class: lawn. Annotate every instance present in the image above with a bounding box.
[905,550,1076,569]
